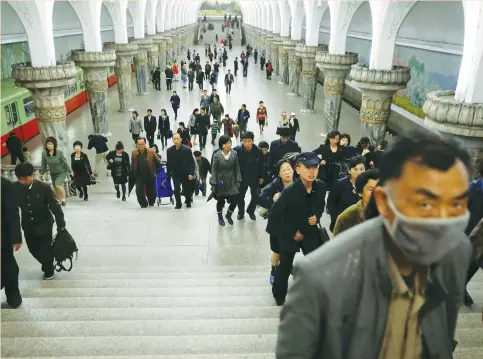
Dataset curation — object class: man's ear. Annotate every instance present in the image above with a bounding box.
[374,186,390,217]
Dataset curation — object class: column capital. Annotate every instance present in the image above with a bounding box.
[103,42,138,57]
[11,61,76,91]
[130,38,154,52]
[71,50,116,69]
[423,90,483,138]
[350,65,411,93]
[316,52,358,71]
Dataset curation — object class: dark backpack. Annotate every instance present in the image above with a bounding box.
[51,229,78,272]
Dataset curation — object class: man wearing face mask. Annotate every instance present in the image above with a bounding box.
[276,131,473,359]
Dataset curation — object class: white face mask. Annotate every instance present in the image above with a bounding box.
[384,194,469,265]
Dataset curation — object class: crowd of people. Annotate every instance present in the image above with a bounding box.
[2,33,483,358]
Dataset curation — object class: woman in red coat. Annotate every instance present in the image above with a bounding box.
[172,61,179,81]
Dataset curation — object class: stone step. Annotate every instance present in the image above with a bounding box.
[1,334,277,357]
[0,355,274,359]
[454,328,483,347]
[1,318,280,338]
[18,286,272,298]
[17,266,270,273]
[8,296,276,309]
[454,347,483,359]
[1,306,280,322]
[17,278,270,289]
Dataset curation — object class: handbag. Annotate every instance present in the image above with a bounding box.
[317,224,331,247]
[157,132,161,140]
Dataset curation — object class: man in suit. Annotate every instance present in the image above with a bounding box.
[224,69,235,94]
[234,57,239,76]
[144,109,157,147]
[237,104,250,135]
[13,163,66,280]
[167,133,196,209]
[1,176,23,307]
[196,108,211,150]
[130,137,160,208]
[268,127,301,177]
[269,152,326,306]
[200,90,211,115]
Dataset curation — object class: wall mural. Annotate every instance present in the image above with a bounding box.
[1,42,30,80]
[199,1,242,16]
[341,36,462,119]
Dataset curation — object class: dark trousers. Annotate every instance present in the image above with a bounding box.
[77,185,88,197]
[243,67,248,76]
[166,79,172,90]
[272,238,320,303]
[136,176,155,208]
[160,132,168,148]
[199,132,207,149]
[225,83,232,94]
[10,151,25,165]
[217,195,238,213]
[154,79,160,90]
[238,183,259,214]
[198,81,203,89]
[467,255,482,284]
[24,230,55,276]
[173,177,193,205]
[255,56,258,64]
[211,133,217,144]
[266,71,272,79]
[234,67,238,76]
[1,245,20,301]
[205,71,211,80]
[132,133,140,144]
[188,81,194,90]
[146,132,155,147]
[172,106,178,119]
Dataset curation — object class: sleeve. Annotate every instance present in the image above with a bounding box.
[257,149,265,179]
[188,149,196,176]
[87,139,94,150]
[210,154,218,185]
[268,186,289,222]
[205,158,212,174]
[85,155,93,174]
[129,118,133,133]
[166,150,172,178]
[276,266,324,359]
[70,153,74,172]
[327,181,339,214]
[40,152,47,175]
[140,119,144,132]
[333,216,345,236]
[45,184,66,228]
[59,151,72,173]
[3,180,22,245]
[124,152,131,173]
[258,180,277,208]
[235,153,242,184]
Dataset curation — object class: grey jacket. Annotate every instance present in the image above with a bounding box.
[40,150,72,175]
[129,117,144,135]
[276,217,472,359]
[210,149,241,197]
[200,95,211,110]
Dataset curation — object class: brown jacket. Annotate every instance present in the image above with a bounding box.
[130,148,159,177]
[333,200,364,236]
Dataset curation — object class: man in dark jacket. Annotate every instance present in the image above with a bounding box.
[87,134,109,177]
[153,67,161,90]
[327,155,366,232]
[194,150,211,196]
[167,133,196,209]
[268,127,301,176]
[13,163,66,280]
[224,69,234,94]
[1,176,23,308]
[234,57,239,76]
[269,152,326,305]
[237,104,250,135]
[3,132,24,165]
[130,138,160,208]
[276,131,473,359]
[144,109,157,147]
[196,108,211,150]
[233,131,265,220]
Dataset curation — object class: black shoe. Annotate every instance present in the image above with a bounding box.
[186,202,192,208]
[122,195,126,201]
[275,298,285,306]
[116,190,120,199]
[237,213,244,220]
[247,212,256,221]
[79,191,84,199]
[464,290,474,305]
[226,211,234,225]
[84,194,88,201]
[7,291,22,309]
[175,203,182,209]
[202,192,206,197]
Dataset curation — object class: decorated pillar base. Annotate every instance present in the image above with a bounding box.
[297,45,320,113]
[282,38,296,86]
[71,50,116,137]
[11,62,76,153]
[287,46,302,97]
[165,37,173,65]
[424,90,483,177]
[155,36,167,80]
[317,52,358,133]
[104,42,138,112]
[350,65,411,144]
[270,36,282,75]
[131,39,153,96]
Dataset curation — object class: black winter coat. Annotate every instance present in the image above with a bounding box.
[158,116,170,134]
[1,177,21,249]
[327,176,359,218]
[233,144,264,185]
[196,114,211,135]
[269,139,301,173]
[87,135,108,154]
[71,152,93,187]
[269,179,326,252]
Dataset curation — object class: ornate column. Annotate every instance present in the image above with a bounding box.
[423,91,483,175]
[265,32,273,61]
[350,65,411,144]
[104,42,138,112]
[165,37,174,65]
[287,42,302,96]
[11,62,76,153]
[147,41,159,84]
[283,39,297,87]
[155,36,167,75]
[297,45,319,113]
[71,50,116,136]
[278,37,289,85]
[317,52,358,132]
[131,38,152,96]
[270,36,282,75]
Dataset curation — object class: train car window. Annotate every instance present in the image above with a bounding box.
[4,103,19,127]
[23,96,35,117]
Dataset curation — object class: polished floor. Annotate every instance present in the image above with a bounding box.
[1,24,482,358]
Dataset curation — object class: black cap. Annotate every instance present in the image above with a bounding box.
[295,152,321,167]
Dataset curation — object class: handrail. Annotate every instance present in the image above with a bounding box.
[1,165,73,198]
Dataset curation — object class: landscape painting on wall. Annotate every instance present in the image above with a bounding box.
[199,1,242,17]
[342,37,462,119]
[1,42,29,80]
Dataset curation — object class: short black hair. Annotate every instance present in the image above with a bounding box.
[378,140,388,150]
[132,111,139,117]
[115,141,124,150]
[73,141,83,148]
[258,141,269,149]
[147,109,152,112]
[15,163,34,177]
[340,133,351,146]
[378,130,472,185]
[324,130,341,145]
[355,168,380,194]
[10,132,16,137]
[218,134,231,149]
[194,150,202,156]
[241,131,254,140]
[349,155,365,169]
[357,136,371,148]
[259,101,263,104]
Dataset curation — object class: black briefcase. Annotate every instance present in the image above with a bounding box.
[317,224,331,247]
